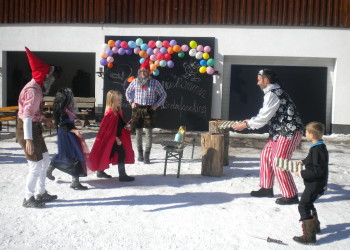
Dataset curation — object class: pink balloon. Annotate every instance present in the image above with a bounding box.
[206,66,214,75]
[112,47,118,54]
[181,44,189,52]
[203,46,211,53]
[153,48,160,54]
[148,40,156,48]
[197,45,204,52]
[134,47,140,54]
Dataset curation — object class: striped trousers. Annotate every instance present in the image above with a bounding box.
[259,131,302,198]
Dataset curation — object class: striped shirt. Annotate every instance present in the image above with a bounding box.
[125,78,167,106]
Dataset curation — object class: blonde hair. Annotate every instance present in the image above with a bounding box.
[306,122,325,140]
[105,90,122,114]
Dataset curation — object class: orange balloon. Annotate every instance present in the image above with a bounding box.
[139,50,148,58]
[150,64,157,71]
[173,45,181,53]
[101,52,107,58]
[155,60,160,66]
[107,40,115,47]
[167,47,174,54]
[107,62,113,68]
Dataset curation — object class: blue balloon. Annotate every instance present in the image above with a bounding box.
[200,59,207,66]
[153,69,160,76]
[140,43,148,50]
[128,41,136,48]
[139,58,146,64]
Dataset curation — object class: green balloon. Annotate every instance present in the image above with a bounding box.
[178,52,185,58]
[207,58,215,66]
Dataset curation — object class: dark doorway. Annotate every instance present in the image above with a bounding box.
[229,65,328,134]
[6,51,95,106]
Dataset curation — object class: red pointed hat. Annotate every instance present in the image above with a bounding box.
[140,58,150,71]
[25,47,51,86]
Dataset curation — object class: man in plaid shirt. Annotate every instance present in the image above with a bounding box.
[125,58,167,164]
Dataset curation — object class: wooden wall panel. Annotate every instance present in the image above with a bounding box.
[0,0,349,27]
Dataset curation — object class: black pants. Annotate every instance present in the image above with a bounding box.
[110,142,126,163]
[298,187,321,221]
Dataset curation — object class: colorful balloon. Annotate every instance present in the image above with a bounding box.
[164,53,172,61]
[135,38,143,46]
[125,48,133,55]
[107,56,114,63]
[199,66,207,73]
[107,40,115,47]
[167,60,174,68]
[202,52,210,60]
[118,48,125,55]
[106,49,113,56]
[139,50,148,58]
[196,45,204,52]
[160,47,167,54]
[203,45,211,53]
[162,40,170,48]
[178,52,185,58]
[156,53,164,60]
[150,54,157,61]
[200,59,207,66]
[206,66,214,75]
[120,41,128,49]
[189,49,196,57]
[100,58,107,66]
[207,58,215,66]
[128,41,136,48]
[167,47,174,54]
[146,48,154,55]
[181,44,189,52]
[159,60,167,67]
[156,40,162,48]
[139,58,146,64]
[173,45,181,53]
[153,69,160,76]
[107,62,113,68]
[148,40,156,48]
[115,40,121,48]
[189,40,198,49]
[169,40,177,46]
[134,47,140,54]
[141,43,148,50]
[112,47,118,54]
[150,64,157,71]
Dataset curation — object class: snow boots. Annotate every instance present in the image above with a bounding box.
[46,164,55,180]
[118,163,135,182]
[96,170,112,178]
[275,195,299,205]
[23,196,45,208]
[138,148,144,162]
[144,148,151,164]
[312,210,321,234]
[293,218,317,244]
[250,188,274,198]
[70,176,88,190]
[35,191,58,202]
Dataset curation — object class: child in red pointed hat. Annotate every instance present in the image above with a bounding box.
[16,47,60,208]
[125,58,167,164]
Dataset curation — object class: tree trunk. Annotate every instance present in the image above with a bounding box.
[208,121,229,166]
[201,133,224,177]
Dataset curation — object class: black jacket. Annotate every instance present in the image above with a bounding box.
[301,142,329,195]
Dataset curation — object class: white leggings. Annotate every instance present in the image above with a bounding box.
[25,152,50,199]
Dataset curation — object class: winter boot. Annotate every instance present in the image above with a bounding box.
[23,196,45,208]
[46,164,55,180]
[70,176,88,190]
[144,148,151,164]
[118,163,135,182]
[312,210,321,234]
[293,219,316,244]
[35,191,58,202]
[96,170,112,178]
[275,195,299,205]
[138,148,144,162]
[250,188,274,198]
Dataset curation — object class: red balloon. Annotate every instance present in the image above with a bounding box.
[164,53,172,61]
[120,41,128,49]
[162,40,170,48]
[148,40,156,48]
[156,53,164,60]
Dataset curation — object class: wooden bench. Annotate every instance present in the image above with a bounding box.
[161,135,197,178]
[43,96,96,127]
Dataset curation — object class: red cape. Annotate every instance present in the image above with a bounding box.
[89,109,134,171]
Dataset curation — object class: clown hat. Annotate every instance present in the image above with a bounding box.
[25,47,51,86]
[140,58,150,71]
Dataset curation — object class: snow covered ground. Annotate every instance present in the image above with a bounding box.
[0,129,349,250]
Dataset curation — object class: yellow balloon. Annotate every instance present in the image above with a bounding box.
[189,40,198,49]
[203,53,210,60]
[199,66,207,73]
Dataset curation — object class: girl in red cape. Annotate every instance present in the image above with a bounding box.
[89,90,135,181]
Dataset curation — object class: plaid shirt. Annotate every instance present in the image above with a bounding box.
[126,78,167,106]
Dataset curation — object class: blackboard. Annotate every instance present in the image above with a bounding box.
[103,36,215,131]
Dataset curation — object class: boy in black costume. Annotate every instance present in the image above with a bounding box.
[293,122,329,244]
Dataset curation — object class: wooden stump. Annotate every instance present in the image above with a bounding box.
[201,133,224,177]
[209,121,229,166]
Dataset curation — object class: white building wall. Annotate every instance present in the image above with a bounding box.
[0,24,349,128]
